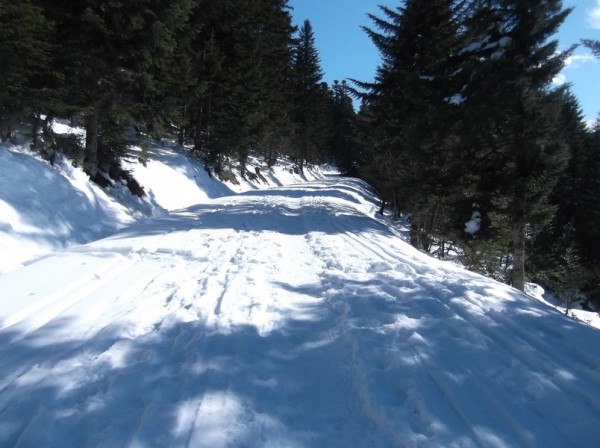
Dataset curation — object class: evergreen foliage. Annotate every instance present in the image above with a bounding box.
[329,80,358,175]
[355,0,591,296]
[0,0,314,181]
[29,0,195,187]
[0,0,56,144]
[466,0,572,291]
[290,20,333,171]
[168,0,300,176]
[357,0,468,250]
[582,38,600,57]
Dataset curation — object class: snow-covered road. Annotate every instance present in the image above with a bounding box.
[1,176,599,447]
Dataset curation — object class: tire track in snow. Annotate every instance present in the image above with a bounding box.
[300,189,549,446]
[0,254,175,412]
[411,277,597,445]
[445,295,600,410]
[320,195,416,266]
[130,230,283,445]
[0,254,135,334]
[489,310,600,391]
[3,176,599,447]
[299,195,414,446]
[169,323,210,448]
[408,342,489,446]
[0,223,234,437]
[408,335,538,448]
[293,183,599,446]
[335,298,411,446]
[235,193,397,445]
[163,211,277,444]
[203,230,254,326]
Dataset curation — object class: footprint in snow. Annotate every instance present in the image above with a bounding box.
[368,261,392,273]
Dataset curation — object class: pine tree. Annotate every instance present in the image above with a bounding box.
[528,91,589,302]
[330,80,357,174]
[581,122,600,304]
[463,0,572,291]
[0,0,56,142]
[582,39,600,57]
[358,0,466,250]
[252,0,296,168]
[183,0,297,176]
[129,0,196,139]
[290,20,332,171]
[34,0,192,188]
[572,41,600,305]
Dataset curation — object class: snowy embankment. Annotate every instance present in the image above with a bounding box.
[0,140,317,274]
[1,143,600,447]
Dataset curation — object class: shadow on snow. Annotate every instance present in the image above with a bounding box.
[1,268,600,447]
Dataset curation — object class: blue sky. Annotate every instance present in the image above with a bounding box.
[288,0,600,122]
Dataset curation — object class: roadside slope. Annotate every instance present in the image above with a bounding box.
[0,142,318,273]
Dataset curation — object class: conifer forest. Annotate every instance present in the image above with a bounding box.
[1,0,599,308]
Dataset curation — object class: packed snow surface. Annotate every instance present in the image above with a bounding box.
[1,144,600,447]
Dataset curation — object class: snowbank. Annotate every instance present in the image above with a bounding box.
[0,142,324,273]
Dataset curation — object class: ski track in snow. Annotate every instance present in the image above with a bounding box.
[1,176,600,447]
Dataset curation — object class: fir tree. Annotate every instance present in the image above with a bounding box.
[290,20,332,171]
[358,0,466,250]
[582,38,600,57]
[184,0,296,175]
[252,0,296,168]
[528,91,589,303]
[464,0,572,291]
[0,0,56,143]
[330,80,357,174]
[35,0,192,188]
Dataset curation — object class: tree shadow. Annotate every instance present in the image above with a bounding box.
[98,184,386,245]
[2,264,600,447]
[0,297,395,447]
[0,148,128,242]
[126,143,235,200]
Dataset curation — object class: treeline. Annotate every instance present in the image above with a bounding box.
[350,0,600,306]
[0,0,355,187]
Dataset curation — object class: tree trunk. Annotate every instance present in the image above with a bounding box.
[299,126,308,174]
[84,109,100,178]
[410,223,421,249]
[40,116,57,165]
[512,220,526,291]
[410,212,421,249]
[178,126,185,146]
[194,103,204,155]
[31,114,42,151]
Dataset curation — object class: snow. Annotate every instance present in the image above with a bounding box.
[459,36,510,58]
[464,211,482,234]
[0,145,154,273]
[459,40,484,55]
[1,142,600,447]
[527,283,600,329]
[447,93,466,106]
[498,36,512,48]
[123,143,233,210]
[490,50,505,61]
